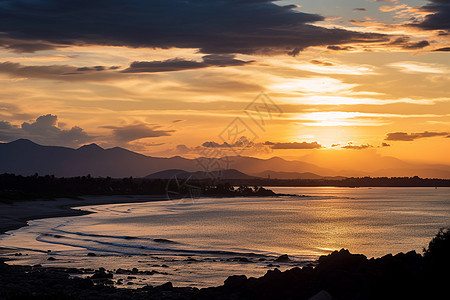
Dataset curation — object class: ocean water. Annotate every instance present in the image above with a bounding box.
[1,187,449,288]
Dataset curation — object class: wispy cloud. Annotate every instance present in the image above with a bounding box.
[0,62,122,81]
[385,131,449,141]
[269,77,357,94]
[121,55,253,73]
[342,143,372,150]
[388,61,448,74]
[102,123,175,143]
[264,141,322,149]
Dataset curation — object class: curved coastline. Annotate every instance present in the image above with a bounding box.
[0,194,449,299]
[0,195,169,236]
[0,188,300,236]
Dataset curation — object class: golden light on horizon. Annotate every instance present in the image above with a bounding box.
[0,0,448,172]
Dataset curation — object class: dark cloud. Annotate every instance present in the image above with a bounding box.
[385,131,449,141]
[433,47,450,51]
[264,141,322,149]
[202,54,254,67]
[310,60,334,67]
[388,37,430,49]
[76,66,106,72]
[202,136,253,148]
[0,114,92,146]
[402,40,430,49]
[102,124,174,143]
[122,54,252,73]
[381,142,391,147]
[0,62,121,81]
[416,0,450,32]
[0,35,58,53]
[122,59,206,73]
[0,120,13,129]
[0,0,388,55]
[353,8,367,12]
[342,143,372,150]
[327,45,355,51]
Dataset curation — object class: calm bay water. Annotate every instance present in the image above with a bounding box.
[1,187,449,287]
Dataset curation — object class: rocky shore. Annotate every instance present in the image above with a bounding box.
[1,228,448,300]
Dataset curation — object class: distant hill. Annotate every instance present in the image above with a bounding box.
[145,169,256,180]
[253,170,323,180]
[0,139,194,177]
[1,139,449,178]
[252,170,347,180]
[0,139,331,178]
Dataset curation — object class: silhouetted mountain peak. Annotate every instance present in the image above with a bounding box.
[8,139,39,146]
[1,139,449,178]
[145,169,255,180]
[78,143,104,151]
[267,156,287,162]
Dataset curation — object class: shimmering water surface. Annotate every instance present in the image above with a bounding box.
[1,187,449,287]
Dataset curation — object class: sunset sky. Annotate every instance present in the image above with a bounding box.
[0,0,449,168]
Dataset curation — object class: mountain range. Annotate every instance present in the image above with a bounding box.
[1,139,449,179]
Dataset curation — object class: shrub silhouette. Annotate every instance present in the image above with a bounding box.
[422,227,450,290]
[423,228,450,266]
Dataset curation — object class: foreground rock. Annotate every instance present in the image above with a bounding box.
[1,228,449,299]
[0,262,197,300]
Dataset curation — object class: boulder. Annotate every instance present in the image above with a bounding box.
[274,254,290,262]
[224,275,247,288]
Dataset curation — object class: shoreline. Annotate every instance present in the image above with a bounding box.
[0,195,168,236]
[0,191,300,237]
[0,194,448,299]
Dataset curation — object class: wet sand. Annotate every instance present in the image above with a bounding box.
[0,195,167,236]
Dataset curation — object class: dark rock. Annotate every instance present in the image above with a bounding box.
[155,281,173,291]
[141,285,153,290]
[264,268,282,279]
[185,258,197,262]
[274,254,290,262]
[224,275,247,288]
[66,268,81,274]
[233,257,251,262]
[91,268,113,279]
[316,249,367,272]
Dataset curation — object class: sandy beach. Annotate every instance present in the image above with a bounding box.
[0,195,167,236]
[0,192,448,299]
